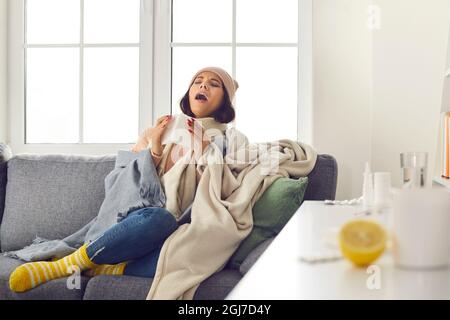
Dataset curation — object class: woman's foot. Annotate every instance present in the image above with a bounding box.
[9,244,96,292]
[83,262,127,277]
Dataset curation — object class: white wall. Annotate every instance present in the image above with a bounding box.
[313,0,450,199]
[371,0,450,188]
[0,0,7,143]
[313,0,372,200]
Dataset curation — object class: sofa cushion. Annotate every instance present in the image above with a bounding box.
[227,177,308,269]
[0,255,23,283]
[0,154,116,252]
[83,275,152,300]
[83,268,242,300]
[239,237,274,275]
[194,269,242,300]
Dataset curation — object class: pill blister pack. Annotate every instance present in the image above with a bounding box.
[324,196,363,206]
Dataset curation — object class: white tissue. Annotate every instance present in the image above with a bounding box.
[160,113,192,147]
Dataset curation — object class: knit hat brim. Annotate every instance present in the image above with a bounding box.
[189,67,239,106]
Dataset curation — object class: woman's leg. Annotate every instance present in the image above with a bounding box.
[84,207,176,277]
[85,242,164,278]
[122,243,164,278]
[85,207,177,264]
[9,207,177,292]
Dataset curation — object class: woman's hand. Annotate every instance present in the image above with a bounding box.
[186,118,210,159]
[131,115,172,153]
[151,114,173,145]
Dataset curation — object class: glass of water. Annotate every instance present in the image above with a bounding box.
[400,152,428,188]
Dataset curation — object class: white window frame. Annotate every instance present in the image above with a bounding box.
[8,0,313,155]
[8,0,155,154]
[298,0,313,145]
[155,0,313,145]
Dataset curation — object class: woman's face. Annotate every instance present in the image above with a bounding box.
[188,71,224,118]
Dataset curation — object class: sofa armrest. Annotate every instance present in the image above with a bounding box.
[0,143,13,252]
[303,154,338,201]
[238,237,275,276]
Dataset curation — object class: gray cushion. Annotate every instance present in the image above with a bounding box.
[0,255,23,282]
[1,277,90,300]
[194,269,242,300]
[239,237,274,276]
[83,275,152,300]
[0,255,88,300]
[83,269,242,300]
[0,154,116,252]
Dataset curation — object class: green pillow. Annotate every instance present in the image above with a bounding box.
[227,176,309,269]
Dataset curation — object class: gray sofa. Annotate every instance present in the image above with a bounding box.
[0,143,337,300]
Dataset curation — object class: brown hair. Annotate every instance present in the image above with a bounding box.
[179,88,235,124]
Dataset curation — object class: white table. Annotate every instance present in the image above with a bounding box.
[226,201,450,299]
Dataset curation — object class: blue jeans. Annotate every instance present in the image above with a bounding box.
[85,207,178,278]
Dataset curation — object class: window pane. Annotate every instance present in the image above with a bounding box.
[83,48,139,143]
[172,0,232,43]
[26,0,80,44]
[236,47,297,143]
[84,0,140,43]
[26,48,79,143]
[172,47,232,114]
[236,0,298,43]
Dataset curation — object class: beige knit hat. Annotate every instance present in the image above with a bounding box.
[189,67,239,106]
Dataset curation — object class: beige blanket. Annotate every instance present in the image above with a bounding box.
[146,127,317,299]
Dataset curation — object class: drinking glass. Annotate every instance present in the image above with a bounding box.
[400,152,428,188]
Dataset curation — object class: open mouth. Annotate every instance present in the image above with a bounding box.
[195,93,208,101]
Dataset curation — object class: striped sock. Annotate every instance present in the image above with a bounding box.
[9,244,96,293]
[84,262,127,277]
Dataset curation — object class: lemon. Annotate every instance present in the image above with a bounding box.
[339,219,387,267]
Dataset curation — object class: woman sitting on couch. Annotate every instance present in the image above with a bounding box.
[9,67,239,292]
